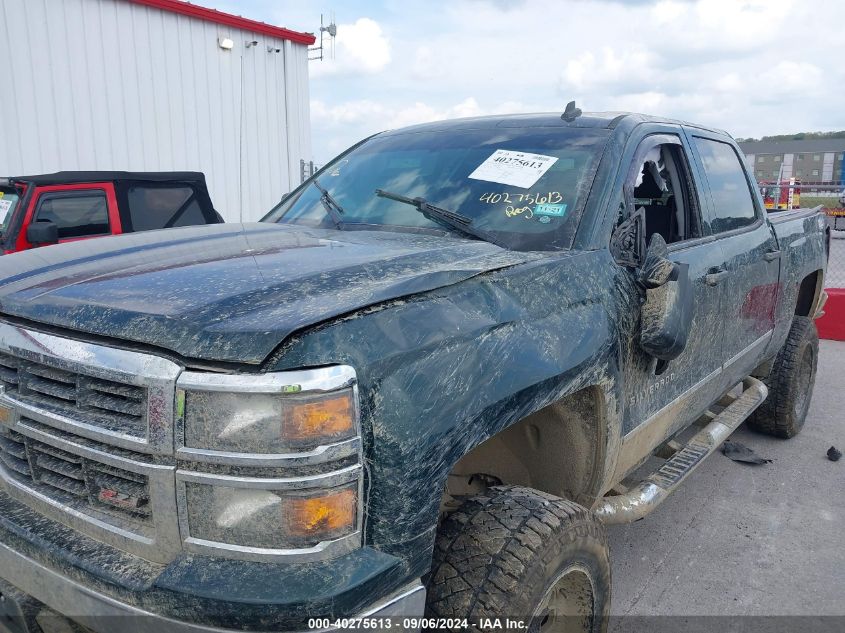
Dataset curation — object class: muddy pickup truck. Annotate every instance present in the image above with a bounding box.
[0,110,829,633]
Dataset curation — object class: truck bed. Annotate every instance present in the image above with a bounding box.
[767,205,824,224]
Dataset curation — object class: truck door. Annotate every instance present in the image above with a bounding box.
[618,133,728,442]
[685,131,779,386]
[15,183,122,251]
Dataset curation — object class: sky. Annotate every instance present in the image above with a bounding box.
[203,0,845,164]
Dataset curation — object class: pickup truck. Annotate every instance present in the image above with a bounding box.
[0,110,828,633]
[0,171,223,254]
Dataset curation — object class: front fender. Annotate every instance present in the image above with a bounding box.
[268,251,624,575]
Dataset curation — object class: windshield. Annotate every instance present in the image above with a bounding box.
[0,188,20,236]
[263,126,610,250]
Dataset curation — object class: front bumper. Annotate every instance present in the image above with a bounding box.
[0,488,424,633]
[0,536,425,632]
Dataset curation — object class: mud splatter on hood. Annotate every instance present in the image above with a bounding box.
[0,223,540,364]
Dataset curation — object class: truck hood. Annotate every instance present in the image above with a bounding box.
[0,223,537,364]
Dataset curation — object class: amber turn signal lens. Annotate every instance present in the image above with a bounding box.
[285,487,357,541]
[283,391,354,441]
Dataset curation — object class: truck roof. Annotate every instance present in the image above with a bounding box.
[381,111,729,137]
[5,171,208,186]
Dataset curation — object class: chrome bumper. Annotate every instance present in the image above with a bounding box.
[0,538,425,632]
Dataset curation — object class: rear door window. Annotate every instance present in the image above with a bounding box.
[692,137,759,233]
[126,185,206,231]
[34,191,110,239]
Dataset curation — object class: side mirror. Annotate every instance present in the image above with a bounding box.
[610,207,645,268]
[638,234,694,362]
[26,221,59,246]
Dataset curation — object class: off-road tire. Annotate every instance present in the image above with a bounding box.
[748,316,818,438]
[426,485,610,632]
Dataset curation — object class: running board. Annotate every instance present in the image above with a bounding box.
[594,377,768,525]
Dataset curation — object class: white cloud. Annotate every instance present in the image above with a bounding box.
[561,47,660,94]
[293,0,845,160]
[312,97,483,131]
[760,61,823,94]
[310,96,542,156]
[412,45,435,80]
[311,18,391,77]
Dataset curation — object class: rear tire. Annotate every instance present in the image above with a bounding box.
[748,316,818,438]
[426,485,611,632]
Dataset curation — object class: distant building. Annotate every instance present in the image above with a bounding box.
[738,139,845,184]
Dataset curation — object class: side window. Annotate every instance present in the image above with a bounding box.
[126,185,204,231]
[692,137,758,234]
[629,140,700,245]
[34,191,110,239]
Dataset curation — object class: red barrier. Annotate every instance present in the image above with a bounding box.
[817,288,845,341]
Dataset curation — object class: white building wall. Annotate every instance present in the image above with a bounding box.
[822,153,835,181]
[0,0,312,222]
[780,153,794,179]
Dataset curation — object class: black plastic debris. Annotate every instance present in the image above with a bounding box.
[721,440,772,465]
[827,446,842,462]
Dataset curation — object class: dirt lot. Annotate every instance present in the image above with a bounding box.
[607,339,845,628]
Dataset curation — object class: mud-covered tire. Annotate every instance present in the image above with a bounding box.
[426,485,610,632]
[748,316,818,438]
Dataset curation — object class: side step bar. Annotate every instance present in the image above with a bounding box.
[594,377,768,525]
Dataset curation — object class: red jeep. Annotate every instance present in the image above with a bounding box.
[0,171,223,254]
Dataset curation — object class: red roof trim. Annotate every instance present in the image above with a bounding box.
[126,0,316,45]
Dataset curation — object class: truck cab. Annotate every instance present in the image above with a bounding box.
[0,171,223,254]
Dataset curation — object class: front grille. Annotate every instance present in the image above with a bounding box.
[0,352,147,438]
[0,322,183,562]
[0,426,152,523]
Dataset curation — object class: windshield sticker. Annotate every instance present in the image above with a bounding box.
[505,205,533,219]
[0,199,11,223]
[469,149,558,189]
[534,203,567,217]
[480,191,563,205]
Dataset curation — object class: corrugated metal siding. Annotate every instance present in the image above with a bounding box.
[0,0,312,222]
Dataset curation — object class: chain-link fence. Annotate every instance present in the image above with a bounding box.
[828,229,845,289]
[802,183,845,289]
[753,181,845,288]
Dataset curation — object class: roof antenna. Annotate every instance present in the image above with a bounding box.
[561,101,582,122]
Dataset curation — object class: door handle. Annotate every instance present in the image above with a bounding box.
[763,250,781,262]
[705,268,729,286]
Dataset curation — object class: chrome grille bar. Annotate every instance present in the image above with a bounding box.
[0,323,181,454]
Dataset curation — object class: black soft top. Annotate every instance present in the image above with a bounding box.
[9,171,207,186]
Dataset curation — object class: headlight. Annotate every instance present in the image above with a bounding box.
[177,368,358,453]
[175,367,362,560]
[184,480,358,550]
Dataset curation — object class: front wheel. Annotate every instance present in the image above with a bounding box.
[426,485,611,632]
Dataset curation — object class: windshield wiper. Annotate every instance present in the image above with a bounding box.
[374,188,503,246]
[312,178,345,229]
